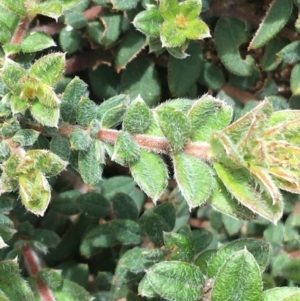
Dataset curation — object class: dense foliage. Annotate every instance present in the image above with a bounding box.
[0,0,300,300]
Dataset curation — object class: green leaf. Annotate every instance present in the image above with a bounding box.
[209,175,257,221]
[115,30,147,71]
[261,37,288,71]
[77,192,110,218]
[248,0,293,49]
[213,163,283,223]
[10,94,28,114]
[21,32,56,53]
[262,287,300,301]
[21,149,67,177]
[215,17,254,76]
[1,63,27,94]
[0,260,35,301]
[173,153,213,209]
[100,103,127,129]
[263,221,284,247]
[0,21,11,44]
[211,249,263,301]
[133,9,163,37]
[97,94,129,121]
[189,229,213,254]
[111,0,138,10]
[28,0,63,19]
[281,258,300,282]
[30,53,65,86]
[156,106,191,152]
[30,101,59,127]
[222,215,243,236]
[19,171,51,216]
[123,95,151,134]
[290,63,300,95]
[86,20,105,45]
[161,20,186,47]
[32,229,60,248]
[183,19,210,40]
[61,77,89,123]
[65,11,87,29]
[163,232,194,262]
[130,149,168,202]
[188,95,232,142]
[179,0,202,21]
[76,97,97,127]
[120,58,161,107]
[200,61,225,90]
[70,129,91,151]
[0,0,26,15]
[147,261,204,301]
[50,136,71,161]
[139,275,160,299]
[277,41,300,65]
[112,131,140,165]
[194,250,217,274]
[78,141,103,185]
[51,190,81,215]
[111,219,141,245]
[35,83,60,107]
[100,13,122,47]
[12,129,39,146]
[168,42,203,96]
[159,0,179,20]
[59,27,82,54]
[208,238,271,278]
[112,192,139,220]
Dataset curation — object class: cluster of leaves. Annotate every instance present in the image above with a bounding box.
[0,0,300,300]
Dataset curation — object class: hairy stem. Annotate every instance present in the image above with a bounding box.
[98,128,212,162]
[22,245,55,301]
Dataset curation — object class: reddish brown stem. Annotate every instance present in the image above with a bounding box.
[222,83,259,104]
[22,245,55,301]
[98,128,212,162]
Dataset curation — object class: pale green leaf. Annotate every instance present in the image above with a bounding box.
[130,150,168,202]
[21,32,56,53]
[30,102,59,127]
[173,153,213,209]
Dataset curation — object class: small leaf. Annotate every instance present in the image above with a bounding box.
[78,141,103,185]
[111,0,138,10]
[100,13,122,47]
[262,287,300,301]
[215,17,254,76]
[50,136,71,161]
[28,0,63,19]
[159,0,179,20]
[208,238,271,278]
[12,129,39,146]
[97,94,129,121]
[147,261,204,301]
[21,149,67,177]
[2,64,27,94]
[156,106,191,152]
[0,0,26,15]
[30,53,65,86]
[213,163,283,223]
[30,101,59,127]
[120,58,161,107]
[188,95,232,142]
[111,219,141,245]
[164,232,194,262]
[112,131,140,165]
[209,175,257,221]
[10,94,29,114]
[77,192,110,218]
[168,42,203,96]
[51,190,81,215]
[21,32,56,53]
[65,11,87,29]
[123,95,151,134]
[61,77,89,123]
[211,249,263,301]
[133,9,163,37]
[130,150,168,202]
[179,0,202,21]
[173,153,213,209]
[100,103,127,129]
[115,30,147,71]
[76,97,97,127]
[112,192,139,220]
[277,41,300,65]
[35,83,61,107]
[161,21,186,47]
[19,171,51,216]
[70,129,91,151]
[248,0,293,50]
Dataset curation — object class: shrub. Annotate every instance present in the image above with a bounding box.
[0,0,300,300]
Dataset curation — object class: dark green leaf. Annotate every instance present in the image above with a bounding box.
[112,193,139,220]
